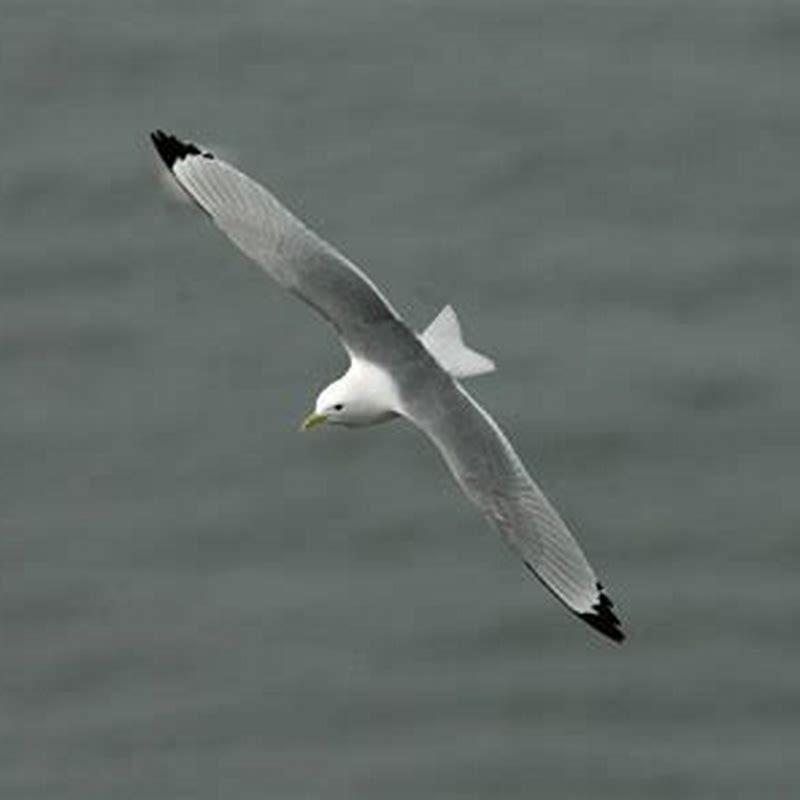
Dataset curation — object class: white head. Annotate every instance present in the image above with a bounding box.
[300,361,400,431]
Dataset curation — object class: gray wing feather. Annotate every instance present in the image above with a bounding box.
[404,380,625,642]
[151,131,399,351]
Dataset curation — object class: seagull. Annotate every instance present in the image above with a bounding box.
[150,130,625,643]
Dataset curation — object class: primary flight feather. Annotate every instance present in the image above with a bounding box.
[150,130,625,643]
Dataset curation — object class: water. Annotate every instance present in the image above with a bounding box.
[2,1,799,797]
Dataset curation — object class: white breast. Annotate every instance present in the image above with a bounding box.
[347,357,404,419]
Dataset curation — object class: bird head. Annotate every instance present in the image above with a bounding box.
[300,377,356,430]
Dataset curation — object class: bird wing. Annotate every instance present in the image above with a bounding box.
[150,130,401,353]
[402,378,625,642]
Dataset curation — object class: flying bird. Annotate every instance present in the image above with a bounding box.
[150,130,625,643]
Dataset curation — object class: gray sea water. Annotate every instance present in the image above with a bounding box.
[2,1,799,797]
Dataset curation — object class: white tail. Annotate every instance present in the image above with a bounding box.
[419,305,495,379]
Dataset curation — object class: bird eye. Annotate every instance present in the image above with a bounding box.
[333,403,344,411]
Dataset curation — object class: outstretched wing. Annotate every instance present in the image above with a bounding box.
[403,379,625,643]
[150,130,401,352]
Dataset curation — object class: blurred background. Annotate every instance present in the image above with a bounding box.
[2,1,799,797]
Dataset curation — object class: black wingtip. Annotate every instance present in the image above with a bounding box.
[523,563,626,644]
[149,129,207,169]
[578,583,626,643]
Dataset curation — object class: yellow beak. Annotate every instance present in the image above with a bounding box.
[300,410,328,431]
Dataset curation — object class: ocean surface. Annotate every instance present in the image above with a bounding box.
[2,2,799,797]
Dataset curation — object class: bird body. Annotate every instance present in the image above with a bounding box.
[312,355,403,429]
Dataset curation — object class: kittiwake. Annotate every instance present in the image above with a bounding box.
[150,130,625,643]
